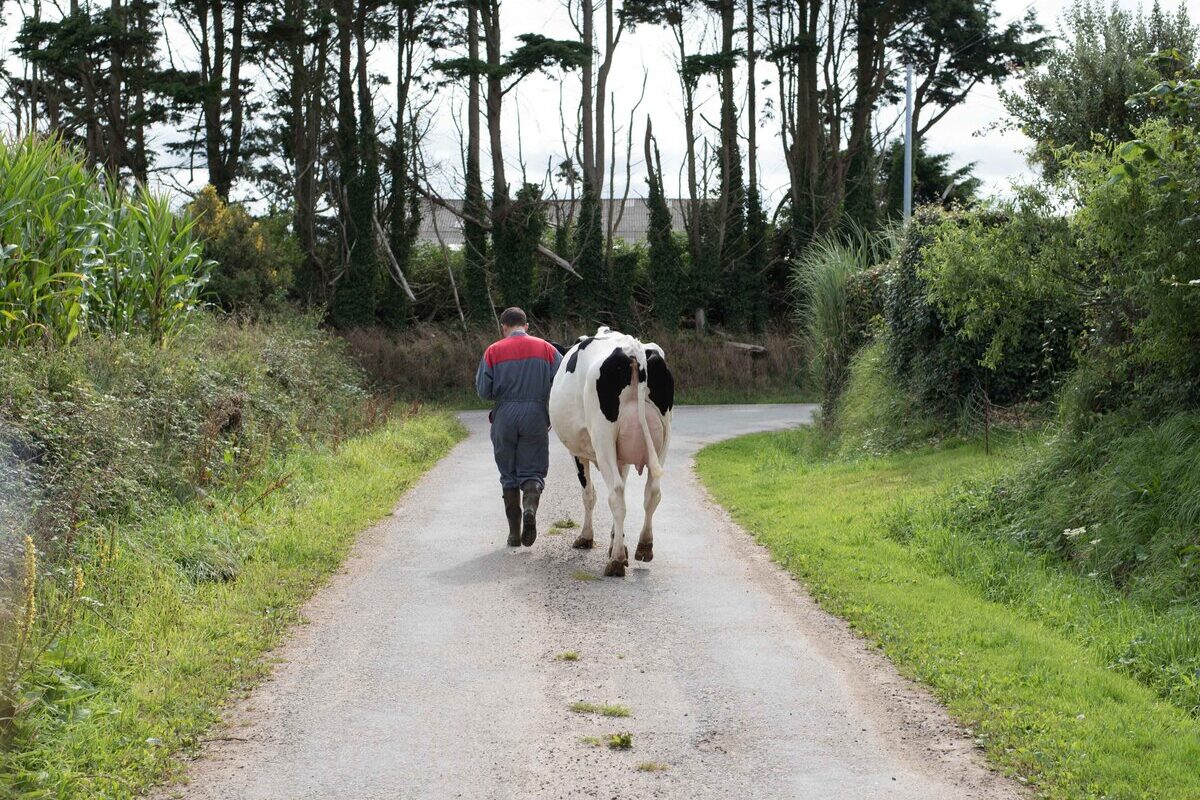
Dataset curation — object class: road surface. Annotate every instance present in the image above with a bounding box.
[163,404,1020,800]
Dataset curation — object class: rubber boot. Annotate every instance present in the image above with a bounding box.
[503,488,522,547]
[520,480,541,547]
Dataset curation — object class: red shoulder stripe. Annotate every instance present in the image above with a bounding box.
[485,336,556,368]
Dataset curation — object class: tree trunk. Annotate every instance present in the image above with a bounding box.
[580,0,595,188]
[480,0,507,205]
[462,2,490,319]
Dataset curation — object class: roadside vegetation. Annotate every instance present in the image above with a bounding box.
[701,13,1200,797]
[0,138,465,798]
[698,432,1200,798]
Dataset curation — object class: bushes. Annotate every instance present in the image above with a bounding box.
[890,204,1081,413]
[0,136,209,347]
[0,315,371,550]
[1066,118,1200,419]
[187,186,301,312]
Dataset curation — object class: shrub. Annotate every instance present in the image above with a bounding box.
[884,206,1078,415]
[1065,118,1200,419]
[0,136,209,347]
[343,322,804,405]
[187,186,301,312]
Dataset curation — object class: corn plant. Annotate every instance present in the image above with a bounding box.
[0,135,209,347]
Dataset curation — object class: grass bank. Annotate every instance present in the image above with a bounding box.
[697,429,1200,799]
[0,410,464,799]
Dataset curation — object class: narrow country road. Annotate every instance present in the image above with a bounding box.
[165,405,1021,800]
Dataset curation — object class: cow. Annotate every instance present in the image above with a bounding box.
[548,327,675,577]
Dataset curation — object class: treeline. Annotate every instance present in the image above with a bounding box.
[4,0,1043,331]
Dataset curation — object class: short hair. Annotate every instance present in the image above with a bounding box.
[500,307,527,327]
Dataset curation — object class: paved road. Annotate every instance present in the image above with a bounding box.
[166,405,1020,800]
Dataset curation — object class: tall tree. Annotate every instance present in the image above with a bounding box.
[744,0,767,330]
[462,2,491,319]
[167,0,251,198]
[330,0,380,326]
[1002,0,1194,177]
[14,1,167,179]
[644,118,685,326]
[379,0,434,328]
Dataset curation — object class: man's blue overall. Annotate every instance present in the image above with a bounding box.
[475,331,562,491]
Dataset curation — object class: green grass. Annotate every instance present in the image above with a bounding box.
[571,569,600,582]
[697,427,1200,800]
[556,651,580,662]
[605,732,633,750]
[0,411,465,799]
[636,761,668,772]
[569,701,631,718]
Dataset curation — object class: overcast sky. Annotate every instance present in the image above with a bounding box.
[4,0,1198,208]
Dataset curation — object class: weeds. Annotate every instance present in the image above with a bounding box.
[636,761,668,772]
[569,702,631,718]
[571,570,599,582]
[606,732,633,750]
[556,651,580,661]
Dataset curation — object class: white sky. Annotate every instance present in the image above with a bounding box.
[3,0,1198,208]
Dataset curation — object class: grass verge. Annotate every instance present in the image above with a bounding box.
[0,411,465,799]
[696,428,1200,799]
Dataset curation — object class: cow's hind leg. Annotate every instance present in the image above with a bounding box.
[593,445,628,577]
[572,458,596,550]
[635,471,661,562]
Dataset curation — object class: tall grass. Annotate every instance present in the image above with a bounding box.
[0,136,208,347]
[792,225,894,406]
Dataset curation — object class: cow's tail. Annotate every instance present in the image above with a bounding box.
[632,355,663,479]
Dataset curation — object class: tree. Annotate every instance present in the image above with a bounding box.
[881,138,981,217]
[896,0,1046,144]
[622,0,705,277]
[1002,0,1196,177]
[253,0,334,302]
[714,0,750,327]
[644,118,685,326]
[166,0,252,198]
[14,1,168,180]
[379,0,439,329]
[329,0,379,326]
[743,0,768,330]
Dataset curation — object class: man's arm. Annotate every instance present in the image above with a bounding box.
[476,354,494,401]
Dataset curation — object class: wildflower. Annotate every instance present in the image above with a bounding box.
[21,535,37,641]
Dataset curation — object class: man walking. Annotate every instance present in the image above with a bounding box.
[475,307,562,547]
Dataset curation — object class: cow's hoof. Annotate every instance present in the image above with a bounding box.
[604,559,626,578]
[635,542,653,562]
[572,535,594,549]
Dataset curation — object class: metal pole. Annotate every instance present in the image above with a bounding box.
[903,63,914,223]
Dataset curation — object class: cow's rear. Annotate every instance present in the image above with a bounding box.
[549,328,675,576]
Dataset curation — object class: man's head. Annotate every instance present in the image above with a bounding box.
[500,307,528,337]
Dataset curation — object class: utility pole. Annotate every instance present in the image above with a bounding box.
[903,63,914,223]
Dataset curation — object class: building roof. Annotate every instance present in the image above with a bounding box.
[417,198,693,245]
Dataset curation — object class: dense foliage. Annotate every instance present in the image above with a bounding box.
[1001,0,1196,177]
[187,187,301,312]
[0,137,209,347]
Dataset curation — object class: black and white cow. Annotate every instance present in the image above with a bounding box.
[549,327,675,577]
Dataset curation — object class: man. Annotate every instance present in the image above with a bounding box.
[475,307,562,547]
